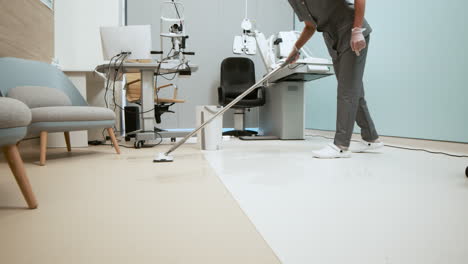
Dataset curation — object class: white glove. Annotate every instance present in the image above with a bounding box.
[350,27,367,56]
[286,45,301,65]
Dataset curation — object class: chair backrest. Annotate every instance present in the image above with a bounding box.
[220,57,256,98]
[0,57,88,106]
[125,73,142,102]
[125,72,185,104]
[8,86,72,108]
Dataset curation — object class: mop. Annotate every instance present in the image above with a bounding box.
[154,59,293,162]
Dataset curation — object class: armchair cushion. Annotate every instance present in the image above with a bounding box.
[0,98,31,146]
[31,106,115,123]
[0,97,32,129]
[8,86,72,108]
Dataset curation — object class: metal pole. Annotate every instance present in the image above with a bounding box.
[163,62,288,156]
[245,0,248,19]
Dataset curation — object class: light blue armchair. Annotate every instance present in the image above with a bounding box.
[0,57,120,166]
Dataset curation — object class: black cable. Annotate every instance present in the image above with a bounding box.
[385,145,468,158]
[166,47,174,60]
[153,56,181,105]
[107,53,125,109]
[105,144,136,149]
[160,62,185,81]
[104,54,123,108]
[112,53,130,113]
[109,54,161,114]
[172,0,182,26]
[139,132,164,148]
[103,131,163,149]
[103,51,187,141]
[305,134,468,158]
[110,54,179,115]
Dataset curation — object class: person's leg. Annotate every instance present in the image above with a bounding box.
[311,34,352,158]
[356,97,379,142]
[333,37,370,148]
[354,37,379,143]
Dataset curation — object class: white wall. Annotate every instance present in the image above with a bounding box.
[54,0,124,144]
[127,0,294,129]
[55,0,123,70]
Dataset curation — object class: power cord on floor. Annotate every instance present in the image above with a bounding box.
[103,143,135,149]
[93,129,164,149]
[305,134,468,158]
[89,141,162,149]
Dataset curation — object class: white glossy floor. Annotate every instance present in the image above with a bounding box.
[204,134,468,264]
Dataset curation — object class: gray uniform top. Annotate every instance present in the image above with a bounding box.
[288,0,372,52]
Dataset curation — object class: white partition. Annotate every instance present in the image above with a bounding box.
[52,0,124,147]
[55,0,124,70]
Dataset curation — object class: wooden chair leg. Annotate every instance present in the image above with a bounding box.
[3,145,38,209]
[64,132,71,152]
[40,131,48,166]
[107,128,121,154]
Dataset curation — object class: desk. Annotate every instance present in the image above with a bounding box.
[259,64,334,140]
[95,62,198,143]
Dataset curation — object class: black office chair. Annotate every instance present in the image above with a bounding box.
[218,57,266,137]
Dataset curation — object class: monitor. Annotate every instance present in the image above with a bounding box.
[100,25,152,61]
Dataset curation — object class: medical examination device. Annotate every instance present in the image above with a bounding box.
[97,0,197,148]
[233,0,257,55]
[159,0,194,67]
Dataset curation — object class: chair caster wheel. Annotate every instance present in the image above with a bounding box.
[134,141,145,149]
[171,137,176,143]
[465,166,468,178]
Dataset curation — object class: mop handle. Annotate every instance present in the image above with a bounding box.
[164,62,289,156]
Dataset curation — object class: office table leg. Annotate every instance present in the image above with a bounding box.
[137,69,157,142]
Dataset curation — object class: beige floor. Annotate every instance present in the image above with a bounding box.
[0,142,281,264]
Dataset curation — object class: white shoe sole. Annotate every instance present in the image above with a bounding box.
[312,144,352,159]
[312,154,352,159]
[351,143,384,153]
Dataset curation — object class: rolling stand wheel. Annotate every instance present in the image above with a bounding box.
[134,140,145,149]
[171,137,176,143]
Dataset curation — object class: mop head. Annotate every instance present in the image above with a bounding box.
[153,153,174,163]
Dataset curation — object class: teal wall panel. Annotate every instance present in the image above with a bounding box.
[297,0,468,143]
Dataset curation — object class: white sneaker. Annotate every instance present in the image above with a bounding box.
[350,140,384,153]
[312,144,351,159]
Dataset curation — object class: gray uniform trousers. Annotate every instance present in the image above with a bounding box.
[325,35,379,147]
